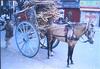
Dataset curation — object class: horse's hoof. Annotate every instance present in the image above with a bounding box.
[47,57,50,59]
[47,56,50,59]
[50,52,54,56]
[41,46,46,49]
[4,45,8,48]
[71,62,74,64]
[47,56,52,59]
[67,65,70,68]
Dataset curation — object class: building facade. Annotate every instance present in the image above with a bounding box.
[60,0,100,27]
[80,0,100,27]
[60,0,80,22]
[0,0,15,17]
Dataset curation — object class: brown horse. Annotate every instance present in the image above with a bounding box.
[45,23,95,67]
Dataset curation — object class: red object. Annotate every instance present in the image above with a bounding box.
[17,11,28,21]
[64,8,80,22]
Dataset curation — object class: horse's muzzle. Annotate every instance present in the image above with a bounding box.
[89,40,94,44]
[83,39,94,44]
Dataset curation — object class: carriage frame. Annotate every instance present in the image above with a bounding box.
[14,1,59,57]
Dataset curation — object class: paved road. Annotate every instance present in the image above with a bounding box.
[1,27,100,69]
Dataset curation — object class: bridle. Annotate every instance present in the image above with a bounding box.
[80,23,95,44]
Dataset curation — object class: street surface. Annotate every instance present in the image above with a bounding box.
[1,27,100,69]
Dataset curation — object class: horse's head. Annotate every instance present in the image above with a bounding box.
[85,24,95,44]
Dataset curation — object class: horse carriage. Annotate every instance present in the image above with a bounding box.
[1,0,95,67]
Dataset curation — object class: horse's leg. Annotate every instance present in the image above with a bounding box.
[67,46,71,67]
[46,29,54,58]
[47,38,50,59]
[46,31,51,59]
[50,37,55,56]
[70,46,74,64]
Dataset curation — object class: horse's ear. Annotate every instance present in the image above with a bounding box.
[91,23,94,27]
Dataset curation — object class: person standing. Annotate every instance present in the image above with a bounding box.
[65,11,75,40]
[67,10,72,22]
[1,16,13,48]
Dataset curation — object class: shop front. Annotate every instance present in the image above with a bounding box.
[60,0,80,23]
[64,8,80,22]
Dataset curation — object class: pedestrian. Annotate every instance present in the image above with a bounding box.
[67,10,72,22]
[1,16,13,48]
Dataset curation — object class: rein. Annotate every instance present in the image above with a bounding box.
[79,23,90,43]
[53,35,65,37]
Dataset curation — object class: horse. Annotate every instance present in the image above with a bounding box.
[45,22,95,67]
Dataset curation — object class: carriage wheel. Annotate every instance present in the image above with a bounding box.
[40,36,59,49]
[15,21,39,58]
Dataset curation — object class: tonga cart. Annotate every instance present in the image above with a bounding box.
[14,1,59,58]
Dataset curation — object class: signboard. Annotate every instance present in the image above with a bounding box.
[80,11,99,26]
[61,0,79,2]
[80,1,100,8]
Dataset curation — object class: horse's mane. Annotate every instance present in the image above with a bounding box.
[71,23,87,27]
[71,23,87,29]
[71,23,87,37]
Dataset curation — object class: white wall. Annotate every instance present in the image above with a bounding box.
[80,11,100,27]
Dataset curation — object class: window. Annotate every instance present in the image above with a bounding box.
[61,0,79,2]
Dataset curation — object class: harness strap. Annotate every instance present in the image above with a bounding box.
[64,25,79,41]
